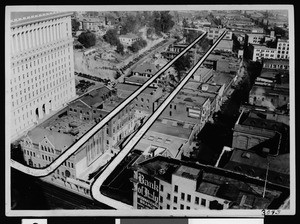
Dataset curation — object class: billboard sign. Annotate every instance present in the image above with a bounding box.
[136,172,160,209]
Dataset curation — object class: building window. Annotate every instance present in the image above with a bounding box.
[180,204,184,209]
[160,185,164,192]
[167,204,170,209]
[186,206,190,209]
[174,196,177,203]
[174,185,178,193]
[201,198,206,206]
[187,194,191,202]
[181,192,185,200]
[160,196,163,203]
[167,193,171,200]
[195,196,199,205]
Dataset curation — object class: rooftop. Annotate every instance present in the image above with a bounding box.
[214,39,233,50]
[26,126,75,151]
[11,11,73,28]
[124,76,149,85]
[137,156,288,209]
[208,71,235,86]
[251,44,277,50]
[132,62,158,76]
[181,81,220,98]
[79,86,111,108]
[11,11,50,20]
[119,33,139,39]
[192,67,214,82]
[41,113,96,139]
[148,119,194,139]
[250,84,289,97]
[174,165,201,180]
[135,130,188,158]
[116,83,157,97]
[246,33,266,36]
[238,110,288,131]
[228,149,289,175]
[263,59,289,66]
[206,53,240,73]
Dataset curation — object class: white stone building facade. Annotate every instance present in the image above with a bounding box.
[10,12,76,139]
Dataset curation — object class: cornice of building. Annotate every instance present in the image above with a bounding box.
[11,12,73,29]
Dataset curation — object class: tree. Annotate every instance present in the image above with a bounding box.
[182,18,189,28]
[185,30,199,44]
[71,19,80,31]
[173,54,192,75]
[146,27,155,37]
[103,29,120,46]
[152,11,175,34]
[116,42,124,54]
[120,15,138,35]
[78,31,96,48]
[128,38,147,53]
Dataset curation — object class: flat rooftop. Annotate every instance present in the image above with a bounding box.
[137,156,288,209]
[149,119,193,139]
[171,92,209,108]
[263,59,289,66]
[116,83,157,96]
[208,71,235,86]
[41,114,96,139]
[251,44,277,50]
[228,149,289,175]
[250,84,289,96]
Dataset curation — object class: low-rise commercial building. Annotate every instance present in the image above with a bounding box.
[223,147,289,187]
[276,38,289,59]
[116,83,163,115]
[205,27,233,40]
[262,59,289,70]
[156,92,211,133]
[134,118,197,161]
[245,33,265,45]
[183,81,225,112]
[214,39,233,52]
[232,109,288,151]
[248,44,277,61]
[20,85,137,197]
[131,156,289,209]
[249,84,289,111]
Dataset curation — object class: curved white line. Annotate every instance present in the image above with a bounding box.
[91,31,227,209]
[10,32,208,177]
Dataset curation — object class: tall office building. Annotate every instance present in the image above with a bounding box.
[10,12,76,139]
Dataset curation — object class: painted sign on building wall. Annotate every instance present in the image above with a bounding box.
[136,172,160,209]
